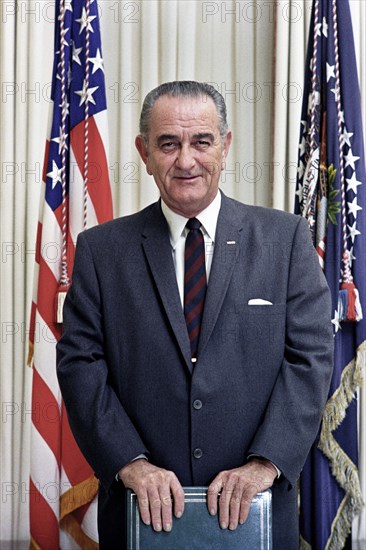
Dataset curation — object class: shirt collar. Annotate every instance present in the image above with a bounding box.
[161,191,222,249]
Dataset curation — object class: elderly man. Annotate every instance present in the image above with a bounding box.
[57,81,333,549]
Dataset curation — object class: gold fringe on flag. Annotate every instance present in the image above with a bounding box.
[60,474,99,548]
[60,513,99,550]
[300,534,312,550]
[317,341,365,549]
[325,492,361,550]
[60,474,99,518]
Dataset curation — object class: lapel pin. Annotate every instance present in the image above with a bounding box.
[227,241,236,245]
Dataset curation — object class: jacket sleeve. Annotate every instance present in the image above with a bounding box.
[56,231,149,490]
[248,216,334,486]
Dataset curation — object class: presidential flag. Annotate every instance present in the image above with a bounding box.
[295,0,365,548]
[28,0,113,547]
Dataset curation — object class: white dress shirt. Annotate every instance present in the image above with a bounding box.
[161,191,221,306]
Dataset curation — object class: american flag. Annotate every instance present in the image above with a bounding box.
[29,0,113,547]
[295,0,365,548]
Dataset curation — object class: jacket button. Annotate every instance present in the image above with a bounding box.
[193,399,202,410]
[193,448,203,459]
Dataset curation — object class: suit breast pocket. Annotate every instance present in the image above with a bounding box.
[241,303,286,346]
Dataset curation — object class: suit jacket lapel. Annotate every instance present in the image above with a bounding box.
[141,202,192,372]
[198,193,243,357]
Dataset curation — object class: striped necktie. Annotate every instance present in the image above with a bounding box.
[184,218,207,359]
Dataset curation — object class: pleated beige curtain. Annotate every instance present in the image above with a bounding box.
[103,0,278,214]
[0,0,55,543]
[271,0,312,210]
[1,0,365,545]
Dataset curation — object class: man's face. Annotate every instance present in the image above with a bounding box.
[135,95,232,217]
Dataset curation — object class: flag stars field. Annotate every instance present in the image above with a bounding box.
[51,127,69,154]
[75,80,99,106]
[346,172,362,194]
[326,62,335,82]
[89,48,104,74]
[341,128,353,147]
[76,6,96,34]
[72,45,83,65]
[47,160,62,189]
[347,220,361,243]
[347,196,362,220]
[344,148,360,170]
[331,308,341,333]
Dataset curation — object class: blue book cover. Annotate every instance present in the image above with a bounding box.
[126,487,272,549]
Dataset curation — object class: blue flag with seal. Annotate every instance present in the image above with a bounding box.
[295,0,366,548]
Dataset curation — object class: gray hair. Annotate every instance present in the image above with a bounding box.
[139,81,228,142]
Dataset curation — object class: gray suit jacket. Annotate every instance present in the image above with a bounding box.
[57,192,333,549]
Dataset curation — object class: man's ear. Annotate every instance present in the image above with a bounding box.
[135,135,152,175]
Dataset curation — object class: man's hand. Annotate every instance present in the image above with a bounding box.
[118,459,185,532]
[207,458,277,531]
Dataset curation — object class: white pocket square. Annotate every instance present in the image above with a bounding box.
[248,299,273,305]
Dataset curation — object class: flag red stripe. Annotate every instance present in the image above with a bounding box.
[36,261,62,341]
[28,221,43,348]
[66,225,76,279]
[29,301,37,346]
[35,221,42,265]
[29,478,60,550]
[54,197,67,229]
[72,504,90,526]
[42,141,51,184]
[53,201,76,279]
[71,117,113,223]
[61,402,93,485]
[32,368,61,468]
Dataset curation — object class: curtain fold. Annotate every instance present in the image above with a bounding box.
[1,0,55,542]
[272,0,312,211]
